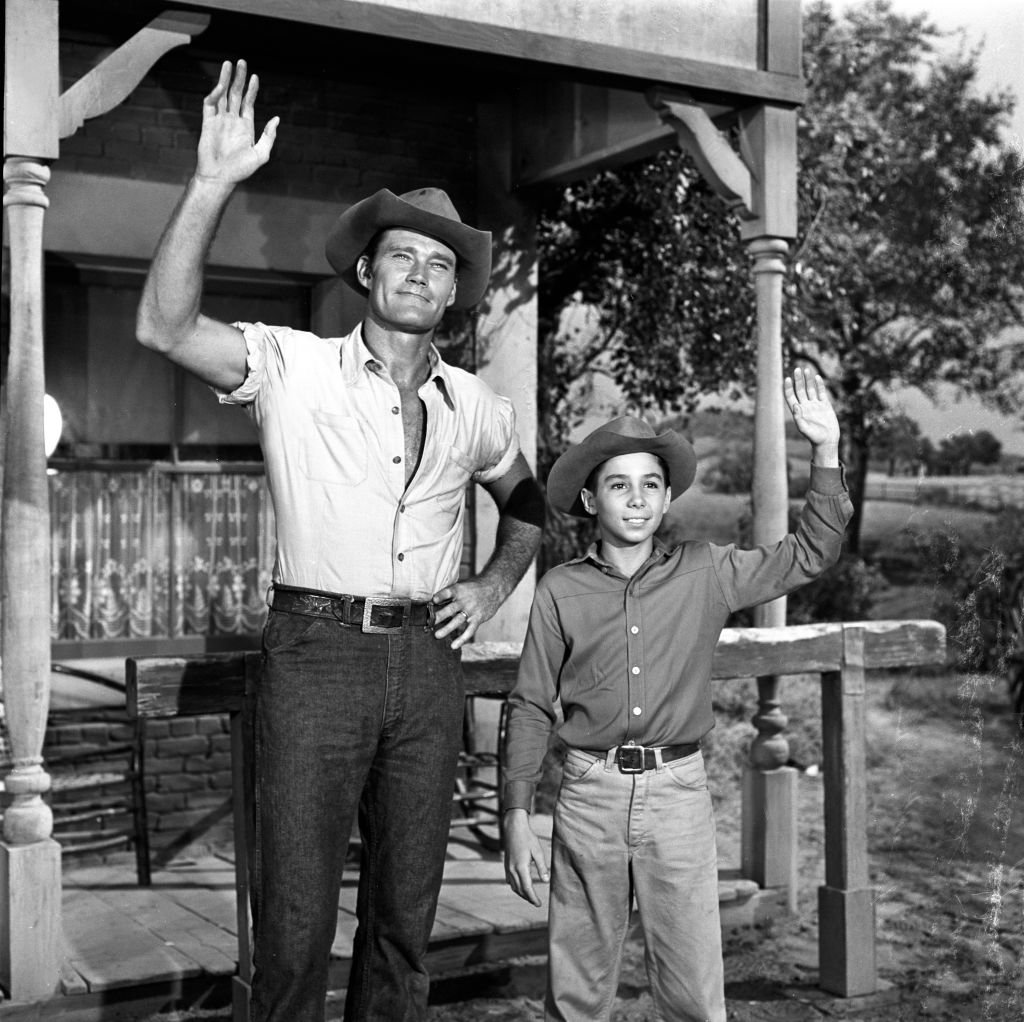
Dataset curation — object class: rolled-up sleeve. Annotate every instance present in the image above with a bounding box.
[471,393,519,485]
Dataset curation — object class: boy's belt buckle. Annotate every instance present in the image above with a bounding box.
[616,745,645,773]
[362,597,411,634]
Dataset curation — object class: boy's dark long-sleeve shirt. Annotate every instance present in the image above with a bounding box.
[504,465,853,812]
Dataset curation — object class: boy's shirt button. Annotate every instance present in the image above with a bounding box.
[632,706,642,716]
[631,666,640,675]
[630,625,639,634]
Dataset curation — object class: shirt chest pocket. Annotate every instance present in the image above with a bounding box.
[300,412,368,486]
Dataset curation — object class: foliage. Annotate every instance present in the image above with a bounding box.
[535,154,752,571]
[786,1,1024,552]
[872,411,927,475]
[702,443,754,495]
[534,0,1024,574]
[899,507,1024,716]
[929,429,1002,475]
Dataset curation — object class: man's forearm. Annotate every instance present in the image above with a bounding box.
[137,176,234,353]
[477,515,542,607]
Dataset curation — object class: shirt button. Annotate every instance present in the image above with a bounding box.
[399,504,406,513]
[393,455,402,464]
[631,666,640,675]
[397,553,405,561]
[392,406,400,414]
[632,706,642,716]
[630,625,639,634]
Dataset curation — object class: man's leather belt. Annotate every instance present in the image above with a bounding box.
[271,585,434,634]
[583,742,701,774]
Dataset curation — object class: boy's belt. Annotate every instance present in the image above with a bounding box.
[271,585,434,633]
[583,742,701,774]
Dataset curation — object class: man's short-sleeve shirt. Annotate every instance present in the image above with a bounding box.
[218,322,519,600]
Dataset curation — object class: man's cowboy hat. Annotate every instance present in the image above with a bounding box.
[325,187,492,309]
[547,415,697,517]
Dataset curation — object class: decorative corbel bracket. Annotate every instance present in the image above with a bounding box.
[59,10,210,139]
[647,87,757,221]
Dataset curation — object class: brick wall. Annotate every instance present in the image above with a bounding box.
[57,6,480,213]
[40,709,236,870]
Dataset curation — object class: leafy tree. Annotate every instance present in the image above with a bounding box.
[535,155,752,571]
[534,0,1024,567]
[872,411,925,475]
[785,0,1024,551]
[932,429,1002,475]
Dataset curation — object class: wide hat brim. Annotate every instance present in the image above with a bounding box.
[547,417,697,517]
[325,188,492,309]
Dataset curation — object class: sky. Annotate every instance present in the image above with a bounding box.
[846,0,1024,455]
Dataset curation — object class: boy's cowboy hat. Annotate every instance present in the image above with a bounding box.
[547,415,697,517]
[325,187,492,309]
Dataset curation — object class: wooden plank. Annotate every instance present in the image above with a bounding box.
[155,859,242,936]
[62,887,199,990]
[462,641,520,695]
[712,624,844,678]
[859,619,947,669]
[127,653,247,718]
[77,883,237,976]
[178,0,806,105]
[439,859,549,934]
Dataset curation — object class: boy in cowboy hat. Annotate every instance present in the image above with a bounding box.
[502,369,852,1021]
[137,60,542,1022]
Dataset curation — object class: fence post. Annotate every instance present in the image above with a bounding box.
[818,624,876,995]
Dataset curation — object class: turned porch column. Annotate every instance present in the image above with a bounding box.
[1,156,62,1001]
[651,93,800,909]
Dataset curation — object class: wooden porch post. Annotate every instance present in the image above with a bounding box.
[1,154,62,1003]
[651,93,801,909]
[743,234,798,911]
[2,3,208,1000]
[2,0,62,1000]
[819,625,876,995]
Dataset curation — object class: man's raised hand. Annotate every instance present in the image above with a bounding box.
[196,60,279,186]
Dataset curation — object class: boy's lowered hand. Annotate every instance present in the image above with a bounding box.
[504,809,550,907]
[784,368,841,467]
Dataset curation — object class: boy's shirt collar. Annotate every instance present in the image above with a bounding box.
[577,536,674,576]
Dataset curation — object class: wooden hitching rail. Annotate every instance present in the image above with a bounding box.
[127,619,945,1010]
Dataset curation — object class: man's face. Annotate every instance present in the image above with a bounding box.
[356,228,458,332]
[581,452,671,552]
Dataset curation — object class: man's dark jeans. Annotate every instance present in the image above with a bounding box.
[250,608,464,1022]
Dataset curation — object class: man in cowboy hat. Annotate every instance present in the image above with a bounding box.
[137,60,542,1022]
[502,369,852,1022]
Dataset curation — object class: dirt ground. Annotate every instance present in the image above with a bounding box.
[417,669,1024,1022]
[148,668,1024,1022]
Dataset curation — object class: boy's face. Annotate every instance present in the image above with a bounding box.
[580,452,671,552]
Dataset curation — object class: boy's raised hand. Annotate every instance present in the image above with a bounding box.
[196,60,279,186]
[784,368,840,465]
[504,809,550,907]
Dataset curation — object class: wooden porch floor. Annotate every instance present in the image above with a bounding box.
[8,815,775,1021]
